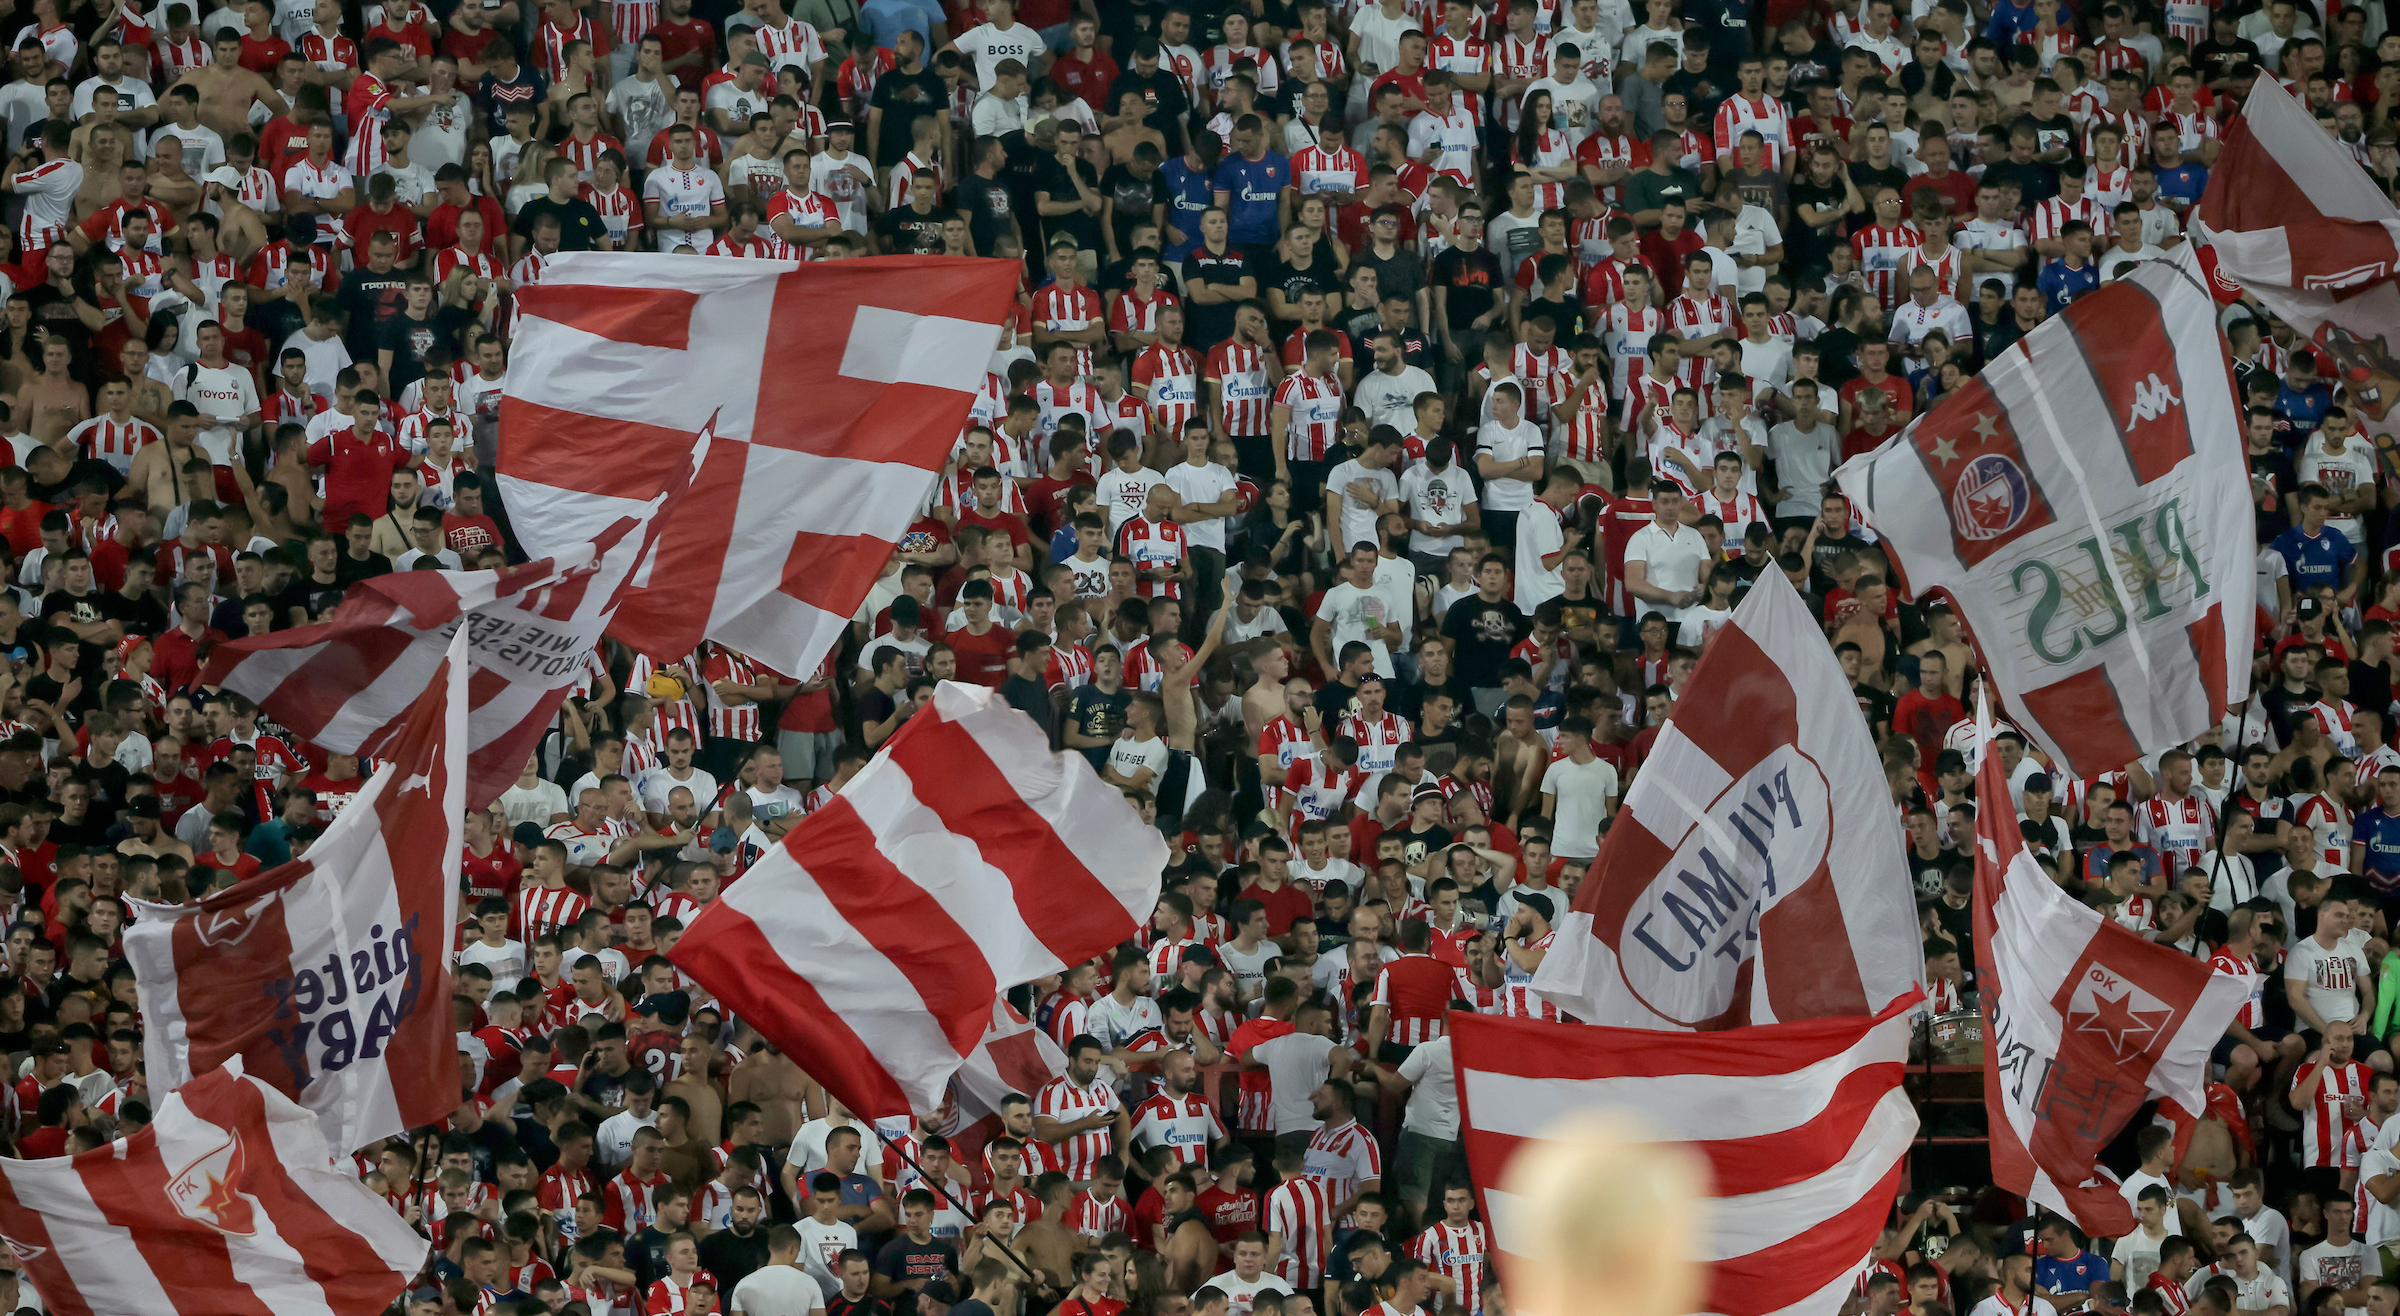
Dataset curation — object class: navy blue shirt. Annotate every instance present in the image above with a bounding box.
[2035,1250,2108,1297]
[1212,149,1292,246]
[2354,804,2400,884]
[2037,256,2100,312]
[2153,160,2209,213]
[2271,523,2357,595]
[2276,379,2334,443]
[1160,156,1215,262]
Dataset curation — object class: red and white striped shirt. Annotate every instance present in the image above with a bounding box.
[1208,340,1276,438]
[1268,1174,1333,1288]
[66,414,159,474]
[627,653,704,747]
[2135,792,2215,877]
[1032,1074,1119,1181]
[1850,222,1922,310]
[1149,938,1201,982]
[1303,1118,1383,1226]
[537,1163,595,1242]
[1034,378,1114,469]
[1273,370,1345,462]
[1500,931,1561,1021]
[1127,1091,1224,1166]
[608,0,658,45]
[1045,641,1094,691]
[533,14,604,80]
[2298,1059,2372,1168]
[1062,1188,1132,1236]
[1117,515,1187,599]
[1109,285,1181,346]
[701,645,764,742]
[1289,144,1368,197]
[2208,948,2264,1029]
[1713,93,1791,169]
[1897,246,1964,304]
[1413,1221,1492,1316]
[2294,790,2349,870]
[1032,282,1104,378]
[2030,193,2102,244]
[1131,342,1202,440]
[767,188,840,259]
[602,1167,670,1234]
[514,885,590,943]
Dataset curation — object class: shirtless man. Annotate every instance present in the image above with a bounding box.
[145,134,202,220]
[126,404,220,521]
[1829,573,1894,686]
[263,428,320,530]
[119,339,173,424]
[1905,603,1972,697]
[175,30,290,138]
[116,793,195,861]
[723,1038,818,1147]
[10,338,88,444]
[68,99,139,201]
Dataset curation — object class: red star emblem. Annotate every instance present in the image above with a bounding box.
[2068,984,2175,1058]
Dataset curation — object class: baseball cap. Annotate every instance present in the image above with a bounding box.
[114,634,148,667]
[2023,772,2053,794]
[709,825,737,853]
[2298,596,2325,620]
[205,165,244,188]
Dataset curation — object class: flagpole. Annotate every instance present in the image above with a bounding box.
[2203,694,2258,903]
[866,1123,1051,1293]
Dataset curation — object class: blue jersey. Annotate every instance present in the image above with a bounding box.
[2038,257,2100,312]
[2154,161,2209,213]
[2277,380,2334,441]
[2352,805,2400,887]
[1160,157,1214,262]
[2035,1251,2108,1297]
[2271,523,2357,596]
[1985,0,2039,42]
[1212,150,1292,245]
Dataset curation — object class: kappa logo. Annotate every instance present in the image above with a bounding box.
[0,1235,44,1264]
[2127,374,2182,426]
[2065,963,2179,1059]
[192,892,280,949]
[166,1129,259,1237]
[1952,454,2032,541]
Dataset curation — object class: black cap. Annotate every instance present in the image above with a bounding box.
[636,991,690,1027]
[512,821,545,849]
[2023,772,2054,794]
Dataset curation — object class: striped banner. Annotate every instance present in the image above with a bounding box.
[1453,996,1919,1316]
[0,1062,427,1316]
[669,682,1166,1118]
[1834,257,2251,779]
[493,253,1024,675]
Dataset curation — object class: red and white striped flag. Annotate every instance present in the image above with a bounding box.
[0,1060,427,1316]
[129,628,467,1154]
[1532,569,1924,1029]
[1833,257,2252,780]
[947,999,1069,1168]
[1453,995,1920,1316]
[668,681,1167,1118]
[202,510,660,809]
[1970,694,2248,1236]
[494,253,1022,674]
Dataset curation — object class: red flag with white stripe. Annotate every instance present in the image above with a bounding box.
[948,999,1069,1168]
[129,628,468,1154]
[1453,996,1920,1316]
[202,510,660,810]
[493,253,1023,674]
[668,681,1167,1118]
[0,1060,427,1316]
[1532,569,1924,1029]
[1970,694,2248,1236]
[1833,258,2252,780]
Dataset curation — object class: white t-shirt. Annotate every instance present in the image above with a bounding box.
[953,20,1045,88]
[2297,1239,2371,1316]
[1542,754,1620,860]
[2366,1134,2400,1248]
[1399,460,1476,555]
[642,164,726,249]
[1766,420,1839,518]
[456,937,527,983]
[2286,933,2370,1027]
[2229,1270,2291,1314]
[1396,1033,1458,1139]
[1106,734,1170,787]
[1097,465,1163,532]
[497,778,569,826]
[1162,461,1239,553]
[790,1220,856,1299]
[787,1117,876,1179]
[2119,1169,2182,1236]
[1249,1030,1340,1134]
[1477,416,1541,511]
[1515,503,1564,613]
[734,1264,833,1313]
[1622,520,1711,622]
[1326,457,1399,551]
[2298,434,2377,543]
[1205,1271,1297,1316]
[2115,1226,2169,1292]
[1317,581,1397,677]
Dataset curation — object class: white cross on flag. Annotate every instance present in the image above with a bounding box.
[1969,695,2248,1235]
[132,628,468,1155]
[493,253,1023,673]
[1531,569,1924,1030]
[0,1060,427,1316]
[1833,258,2253,779]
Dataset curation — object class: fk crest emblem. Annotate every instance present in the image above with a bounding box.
[167,1130,260,1237]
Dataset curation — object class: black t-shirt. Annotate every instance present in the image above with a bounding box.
[1392,673,1470,724]
[336,550,393,583]
[1099,162,1171,254]
[1428,244,1504,329]
[334,268,411,363]
[1980,158,2058,207]
[1255,251,1341,327]
[1001,673,1053,740]
[478,67,548,135]
[277,573,346,623]
[1185,244,1251,348]
[1442,595,1527,687]
[376,309,466,394]
[1104,67,1191,151]
[1662,68,1724,120]
[1036,155,1106,251]
[953,172,1017,258]
[1814,325,1862,388]
[1393,822,1452,870]
[857,685,897,733]
[1066,683,1131,770]
[2195,37,2262,85]
[877,203,949,255]
[1852,681,1896,736]
[1846,160,1908,206]
[867,67,948,166]
[1788,176,1845,265]
[699,1224,773,1296]
[513,195,611,251]
[1315,677,1364,725]
[38,589,109,636]
[106,589,167,637]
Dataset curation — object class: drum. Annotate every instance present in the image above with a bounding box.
[1927,1010,1984,1065]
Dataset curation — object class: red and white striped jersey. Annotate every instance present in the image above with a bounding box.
[1045,641,1093,691]
[1032,282,1104,377]
[1575,132,1637,204]
[2086,109,2149,167]
[1510,342,1571,426]
[1601,303,1665,397]
[626,652,704,747]
[2298,1060,2373,1168]
[2345,1114,2383,1171]
[532,14,604,80]
[1033,1075,1120,1182]
[262,385,324,431]
[1286,756,1365,823]
[1486,33,1547,128]
[1664,292,1735,342]
[1149,938,1201,981]
[1289,144,1368,197]
[1062,1188,1132,1237]
[66,414,159,474]
[753,16,823,72]
[1500,931,1562,1021]
[2030,193,2102,244]
[1850,222,1922,310]
[536,1163,594,1241]
[1713,93,1791,169]
[514,884,591,943]
[2158,105,2220,155]
[12,158,77,250]
[1303,1118,1383,1227]
[2293,790,2349,870]
[1110,285,1181,342]
[1336,710,1412,776]
[766,188,840,260]
[1127,1091,1225,1166]
[701,644,764,742]
[1897,246,1964,304]
[1515,129,1575,210]
[1281,36,1346,83]
[1267,1174,1334,1288]
[1273,369,1345,461]
[1132,342,1201,436]
[1034,378,1114,468]
[1117,515,1187,599]
[1413,1221,1492,1316]
[1208,339,1276,438]
[883,149,941,208]
[1692,489,1764,546]
[2208,948,2264,1029]
[2134,792,2215,877]
[1645,418,1709,497]
[1200,42,1280,96]
[602,1167,670,1234]
[1561,376,1610,465]
[2354,745,2400,793]
[1256,715,1313,810]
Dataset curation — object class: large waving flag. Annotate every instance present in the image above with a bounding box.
[669,682,1166,1118]
[1453,996,1920,1316]
[1970,695,2248,1235]
[0,1061,427,1316]
[493,253,1022,673]
[131,628,468,1154]
[1834,258,2251,780]
[1532,569,1923,1029]
[2194,78,2400,506]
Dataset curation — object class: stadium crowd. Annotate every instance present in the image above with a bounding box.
[0,0,2388,1308]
